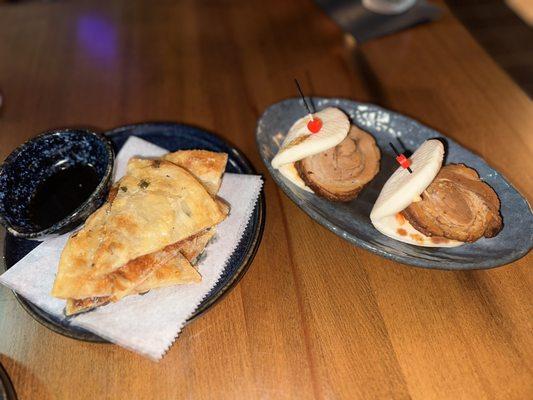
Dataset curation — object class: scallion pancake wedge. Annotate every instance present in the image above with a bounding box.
[59,150,228,315]
[52,158,225,299]
[64,230,210,315]
[164,150,228,196]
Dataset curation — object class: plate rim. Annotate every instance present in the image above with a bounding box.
[1,122,266,343]
[256,97,533,270]
[0,361,17,400]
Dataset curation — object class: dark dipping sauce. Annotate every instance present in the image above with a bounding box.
[28,164,100,229]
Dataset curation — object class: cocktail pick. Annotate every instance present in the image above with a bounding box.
[389,142,412,173]
[294,78,322,133]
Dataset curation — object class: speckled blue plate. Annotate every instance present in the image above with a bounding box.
[2,123,265,342]
[257,98,532,270]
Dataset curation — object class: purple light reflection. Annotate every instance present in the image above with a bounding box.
[76,14,118,63]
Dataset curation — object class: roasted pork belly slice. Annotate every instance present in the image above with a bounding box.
[402,164,502,242]
[295,125,380,201]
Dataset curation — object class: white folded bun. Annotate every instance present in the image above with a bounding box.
[271,107,350,169]
[370,139,463,247]
[278,163,313,192]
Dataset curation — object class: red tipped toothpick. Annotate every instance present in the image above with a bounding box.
[307,117,322,133]
[389,142,412,173]
[294,78,322,134]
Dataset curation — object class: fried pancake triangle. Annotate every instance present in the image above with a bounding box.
[64,230,215,315]
[163,150,228,196]
[53,150,229,315]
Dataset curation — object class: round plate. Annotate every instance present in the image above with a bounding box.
[2,123,265,342]
[257,98,532,270]
[0,362,17,400]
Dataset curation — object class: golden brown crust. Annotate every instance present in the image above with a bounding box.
[63,236,206,315]
[65,252,202,316]
[66,297,110,315]
[56,150,230,314]
[177,229,217,262]
[134,252,201,293]
[164,150,228,196]
[52,159,226,300]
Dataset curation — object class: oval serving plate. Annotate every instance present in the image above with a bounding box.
[1,123,265,342]
[257,97,532,270]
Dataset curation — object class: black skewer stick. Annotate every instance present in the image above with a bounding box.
[389,142,400,156]
[294,78,314,117]
[389,142,413,173]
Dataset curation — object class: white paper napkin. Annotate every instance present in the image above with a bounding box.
[0,136,263,360]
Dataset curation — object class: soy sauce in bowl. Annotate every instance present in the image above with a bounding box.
[28,164,100,230]
[0,129,114,239]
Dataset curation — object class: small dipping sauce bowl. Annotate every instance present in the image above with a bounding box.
[0,129,114,239]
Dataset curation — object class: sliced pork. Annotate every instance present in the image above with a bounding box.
[401,164,502,242]
[295,125,380,201]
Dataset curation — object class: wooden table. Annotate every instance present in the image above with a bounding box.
[0,1,531,399]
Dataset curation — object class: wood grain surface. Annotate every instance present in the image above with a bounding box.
[0,1,531,399]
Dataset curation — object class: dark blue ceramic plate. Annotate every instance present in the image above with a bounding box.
[2,123,265,342]
[257,98,533,270]
[0,361,17,400]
